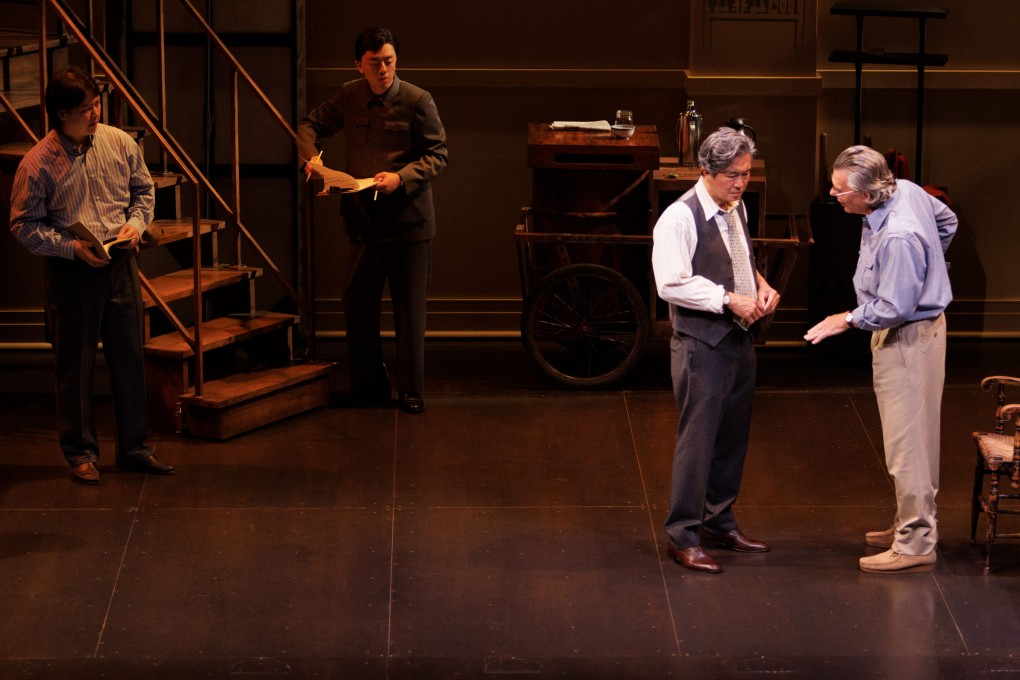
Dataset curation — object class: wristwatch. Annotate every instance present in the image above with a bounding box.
[723,293,731,306]
[844,311,854,327]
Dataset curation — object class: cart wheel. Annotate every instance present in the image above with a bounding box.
[522,263,649,388]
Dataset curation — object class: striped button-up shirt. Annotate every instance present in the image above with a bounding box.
[10,124,154,260]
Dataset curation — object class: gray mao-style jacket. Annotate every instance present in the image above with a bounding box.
[298,75,448,244]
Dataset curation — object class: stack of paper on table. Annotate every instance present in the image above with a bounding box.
[550,120,611,131]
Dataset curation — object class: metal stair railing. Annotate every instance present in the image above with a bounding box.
[20,0,315,398]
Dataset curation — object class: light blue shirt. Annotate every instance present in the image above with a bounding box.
[10,124,154,260]
[850,179,957,331]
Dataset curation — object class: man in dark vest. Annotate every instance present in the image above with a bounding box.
[651,127,780,573]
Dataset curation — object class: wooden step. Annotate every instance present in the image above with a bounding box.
[142,265,261,308]
[0,140,35,161]
[152,172,184,190]
[152,217,226,245]
[0,29,73,92]
[144,311,297,359]
[178,361,334,439]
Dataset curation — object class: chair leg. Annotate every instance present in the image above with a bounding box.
[985,472,1000,576]
[972,456,986,545]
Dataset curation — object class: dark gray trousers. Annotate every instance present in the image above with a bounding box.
[46,252,149,467]
[664,327,756,549]
[343,239,432,395]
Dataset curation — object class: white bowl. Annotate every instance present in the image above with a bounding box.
[610,124,636,139]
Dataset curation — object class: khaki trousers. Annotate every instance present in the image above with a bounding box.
[871,313,946,556]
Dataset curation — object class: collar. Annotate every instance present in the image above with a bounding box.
[694,177,739,220]
[864,190,897,232]
[366,76,401,107]
[56,127,95,157]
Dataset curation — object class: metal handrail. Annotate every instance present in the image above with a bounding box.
[29,0,316,396]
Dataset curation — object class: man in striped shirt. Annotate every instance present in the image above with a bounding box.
[10,65,174,484]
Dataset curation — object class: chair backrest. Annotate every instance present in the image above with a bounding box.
[980,376,1020,435]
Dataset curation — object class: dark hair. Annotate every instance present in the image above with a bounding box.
[354,27,398,61]
[45,65,99,131]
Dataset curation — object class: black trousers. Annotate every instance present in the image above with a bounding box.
[45,252,149,466]
[343,239,432,395]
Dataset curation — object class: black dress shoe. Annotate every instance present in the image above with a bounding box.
[330,391,392,408]
[398,392,425,414]
[667,544,722,574]
[701,528,769,553]
[117,454,175,475]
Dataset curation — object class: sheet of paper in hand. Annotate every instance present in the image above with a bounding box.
[64,221,132,261]
[317,167,377,196]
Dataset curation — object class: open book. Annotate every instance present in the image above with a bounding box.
[64,221,135,261]
[317,166,377,196]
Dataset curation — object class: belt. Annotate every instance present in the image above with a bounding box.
[873,313,943,349]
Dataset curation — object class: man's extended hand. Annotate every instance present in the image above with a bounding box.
[804,312,851,345]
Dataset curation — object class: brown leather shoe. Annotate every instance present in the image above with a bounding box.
[72,461,100,485]
[701,528,769,553]
[667,544,723,574]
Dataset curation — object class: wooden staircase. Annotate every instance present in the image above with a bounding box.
[137,165,332,439]
[0,9,333,440]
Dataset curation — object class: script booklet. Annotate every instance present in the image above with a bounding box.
[317,166,377,196]
[550,120,611,132]
[64,221,133,261]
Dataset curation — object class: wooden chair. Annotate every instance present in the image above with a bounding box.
[971,376,1020,574]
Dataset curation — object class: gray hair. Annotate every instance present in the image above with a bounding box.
[832,145,897,208]
[698,127,756,175]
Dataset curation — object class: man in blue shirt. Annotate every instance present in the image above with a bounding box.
[805,145,957,573]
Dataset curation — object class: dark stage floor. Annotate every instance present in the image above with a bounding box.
[2,338,1020,679]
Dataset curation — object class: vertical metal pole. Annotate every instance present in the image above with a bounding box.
[156,0,168,174]
[915,17,927,182]
[230,71,241,265]
[38,0,49,135]
[192,183,204,397]
[853,13,864,145]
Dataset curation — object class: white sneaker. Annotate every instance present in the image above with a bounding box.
[859,548,936,574]
[865,525,895,549]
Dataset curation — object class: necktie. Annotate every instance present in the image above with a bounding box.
[724,209,755,299]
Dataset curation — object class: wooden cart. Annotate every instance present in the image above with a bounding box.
[515,125,810,388]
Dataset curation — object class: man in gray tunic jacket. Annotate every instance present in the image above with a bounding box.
[298,27,448,414]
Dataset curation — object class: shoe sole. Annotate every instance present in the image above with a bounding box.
[859,562,935,574]
[71,475,99,485]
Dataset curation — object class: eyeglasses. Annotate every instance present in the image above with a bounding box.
[831,189,857,196]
